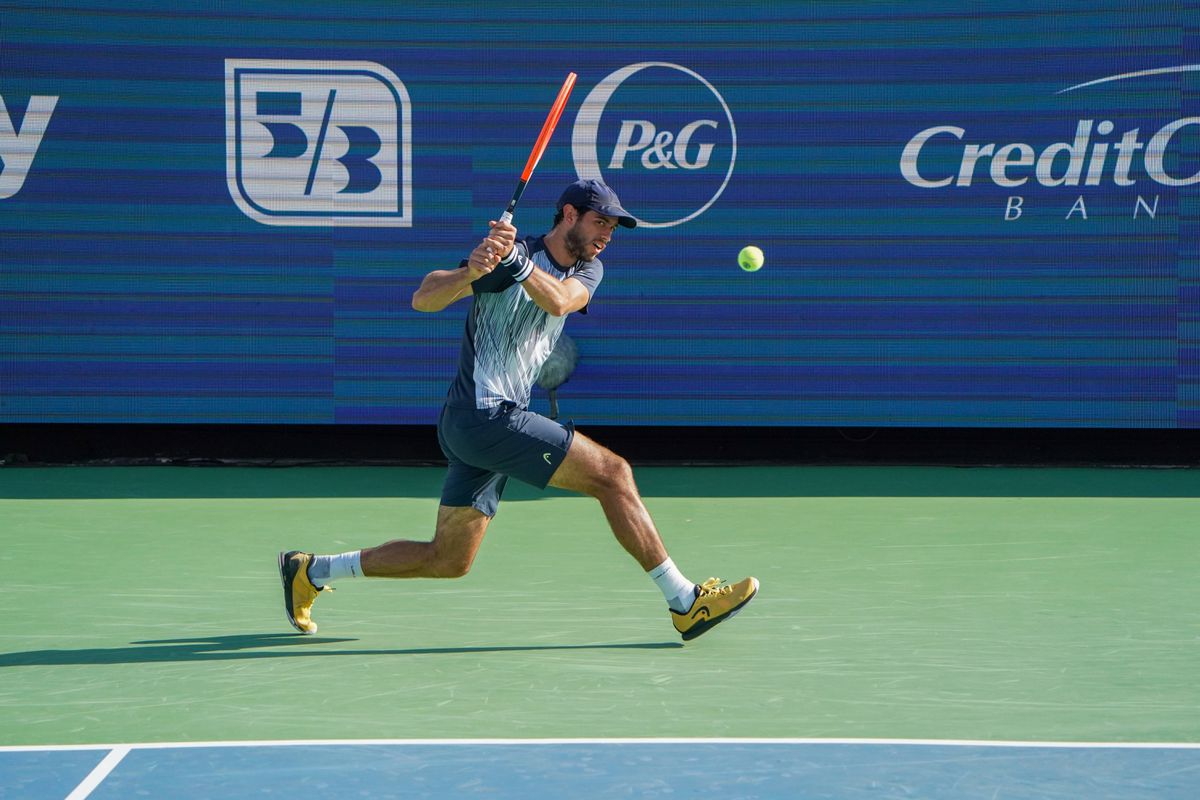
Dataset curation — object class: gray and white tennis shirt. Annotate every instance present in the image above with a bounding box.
[444,235,603,411]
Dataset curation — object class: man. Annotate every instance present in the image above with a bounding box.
[279,179,758,641]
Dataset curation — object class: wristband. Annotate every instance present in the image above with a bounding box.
[504,251,534,283]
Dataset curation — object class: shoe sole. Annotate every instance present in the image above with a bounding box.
[277,551,313,635]
[680,579,759,641]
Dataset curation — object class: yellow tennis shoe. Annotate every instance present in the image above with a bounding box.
[671,576,759,641]
[278,551,331,634]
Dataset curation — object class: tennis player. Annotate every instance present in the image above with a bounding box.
[279,179,758,640]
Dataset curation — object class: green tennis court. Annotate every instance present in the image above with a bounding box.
[2,465,1198,796]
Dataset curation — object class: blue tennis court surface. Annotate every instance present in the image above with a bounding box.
[5,739,1198,799]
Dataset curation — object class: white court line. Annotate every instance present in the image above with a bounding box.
[64,746,129,800]
[3,737,1200,753]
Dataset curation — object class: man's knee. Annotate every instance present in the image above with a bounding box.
[424,537,475,577]
[588,451,636,498]
[553,433,638,499]
[427,509,488,578]
[430,553,472,578]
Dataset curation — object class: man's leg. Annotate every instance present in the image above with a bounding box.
[548,430,759,640]
[547,430,666,570]
[278,505,491,634]
[360,505,491,578]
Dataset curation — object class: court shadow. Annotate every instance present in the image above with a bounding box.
[0,633,683,668]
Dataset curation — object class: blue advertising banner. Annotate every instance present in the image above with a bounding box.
[2,1,1197,426]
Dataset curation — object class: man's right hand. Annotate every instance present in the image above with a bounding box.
[467,234,510,279]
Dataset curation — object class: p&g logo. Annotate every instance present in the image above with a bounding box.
[225,59,411,226]
[572,63,736,228]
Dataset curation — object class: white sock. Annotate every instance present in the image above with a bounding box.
[648,558,696,613]
[307,551,362,587]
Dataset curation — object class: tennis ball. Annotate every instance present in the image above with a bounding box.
[738,245,764,272]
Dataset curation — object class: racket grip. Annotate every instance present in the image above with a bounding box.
[500,178,528,226]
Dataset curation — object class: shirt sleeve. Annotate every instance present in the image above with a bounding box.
[569,258,604,313]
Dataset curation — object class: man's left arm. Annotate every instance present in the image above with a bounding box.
[488,220,593,317]
[511,265,590,317]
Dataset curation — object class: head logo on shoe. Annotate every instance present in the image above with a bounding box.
[671,576,759,641]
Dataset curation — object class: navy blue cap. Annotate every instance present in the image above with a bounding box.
[557,179,637,228]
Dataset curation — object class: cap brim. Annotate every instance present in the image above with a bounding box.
[593,203,638,228]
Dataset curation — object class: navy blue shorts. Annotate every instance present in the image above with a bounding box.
[436,402,575,517]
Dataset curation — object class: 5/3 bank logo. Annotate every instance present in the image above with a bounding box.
[572,63,736,228]
[225,59,411,227]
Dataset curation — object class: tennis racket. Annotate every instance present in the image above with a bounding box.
[498,72,577,224]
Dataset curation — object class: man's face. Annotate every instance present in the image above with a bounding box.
[563,209,620,261]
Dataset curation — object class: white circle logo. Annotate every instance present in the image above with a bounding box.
[572,62,737,229]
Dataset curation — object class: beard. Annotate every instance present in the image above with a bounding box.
[563,220,590,262]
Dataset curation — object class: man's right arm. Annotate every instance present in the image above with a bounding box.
[410,265,479,312]
[412,224,516,313]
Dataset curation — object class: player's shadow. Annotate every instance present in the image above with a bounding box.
[0,633,682,667]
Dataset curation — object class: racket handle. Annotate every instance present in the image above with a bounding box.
[499,178,528,226]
